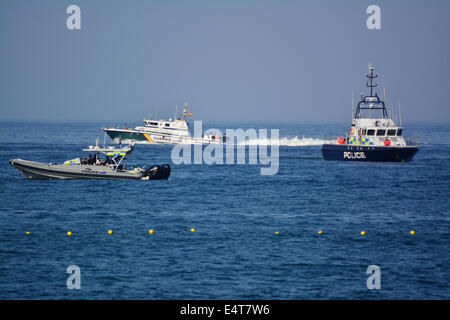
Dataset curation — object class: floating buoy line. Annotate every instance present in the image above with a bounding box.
[18,228,419,237]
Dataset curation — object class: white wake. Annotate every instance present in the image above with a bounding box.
[115,136,335,146]
[237,136,334,146]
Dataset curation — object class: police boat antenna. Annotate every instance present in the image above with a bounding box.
[352,89,354,119]
[366,64,378,97]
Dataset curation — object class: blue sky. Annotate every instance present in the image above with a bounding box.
[1,0,449,122]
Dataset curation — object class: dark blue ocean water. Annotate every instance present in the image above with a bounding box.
[0,121,449,299]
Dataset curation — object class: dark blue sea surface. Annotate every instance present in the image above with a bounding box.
[0,121,449,299]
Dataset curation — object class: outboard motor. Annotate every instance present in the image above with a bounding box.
[160,164,171,179]
[145,164,171,180]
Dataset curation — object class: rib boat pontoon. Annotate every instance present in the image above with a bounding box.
[10,144,170,180]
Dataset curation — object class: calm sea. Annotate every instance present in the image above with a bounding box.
[0,121,449,299]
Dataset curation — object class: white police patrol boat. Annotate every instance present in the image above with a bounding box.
[102,102,225,145]
[10,143,170,180]
[322,65,419,162]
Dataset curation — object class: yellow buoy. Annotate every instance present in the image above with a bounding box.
[275,231,279,235]
[108,229,114,235]
[318,230,323,234]
[190,228,196,233]
[148,229,154,235]
[67,231,72,236]
[410,230,415,235]
[25,231,30,235]
[360,230,366,235]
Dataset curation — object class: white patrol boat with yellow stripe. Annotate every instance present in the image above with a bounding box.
[102,103,226,145]
[9,143,170,180]
[322,65,419,162]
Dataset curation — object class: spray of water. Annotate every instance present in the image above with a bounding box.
[238,136,333,146]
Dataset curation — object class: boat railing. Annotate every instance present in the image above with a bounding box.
[323,134,419,147]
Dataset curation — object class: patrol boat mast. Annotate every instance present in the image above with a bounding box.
[354,65,388,120]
